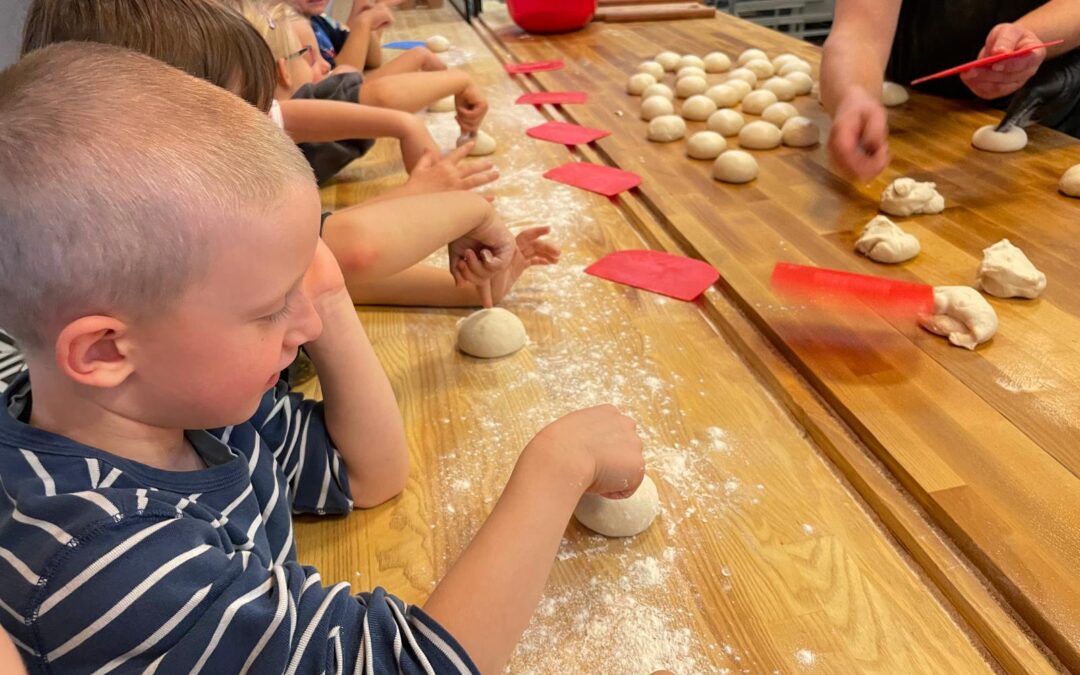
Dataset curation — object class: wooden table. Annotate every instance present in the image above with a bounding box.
[296,4,1076,673]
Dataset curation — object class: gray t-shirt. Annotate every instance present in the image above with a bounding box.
[292,72,376,184]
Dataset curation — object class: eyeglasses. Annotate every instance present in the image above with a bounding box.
[286,45,316,67]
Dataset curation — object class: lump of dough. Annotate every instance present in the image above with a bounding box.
[655,51,681,71]
[713,150,758,183]
[741,89,778,115]
[678,54,705,71]
[738,120,781,150]
[677,66,706,81]
[706,84,742,108]
[457,130,497,156]
[428,95,455,112]
[681,94,717,121]
[772,53,800,69]
[638,61,665,79]
[574,475,660,537]
[647,114,687,142]
[642,82,674,101]
[854,215,920,263]
[881,81,909,106]
[971,124,1028,152]
[687,130,727,159]
[919,286,997,350]
[743,59,775,80]
[640,95,675,121]
[737,48,768,66]
[707,108,745,136]
[1060,164,1080,197]
[880,177,945,216]
[727,68,758,86]
[761,101,798,127]
[675,75,708,98]
[761,76,797,101]
[626,72,657,95]
[725,78,753,100]
[977,239,1046,299]
[703,51,732,73]
[780,116,819,147]
[778,60,812,76]
[784,71,814,95]
[457,308,527,358]
[426,35,451,52]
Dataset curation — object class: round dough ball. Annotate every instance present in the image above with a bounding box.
[638,61,665,79]
[655,51,681,71]
[743,59,775,80]
[725,78,753,99]
[781,116,819,147]
[971,124,1028,152]
[741,89,778,115]
[778,60,812,76]
[642,83,674,101]
[737,48,768,66]
[772,53,800,70]
[676,66,707,81]
[678,55,705,71]
[428,95,455,112]
[687,130,727,160]
[881,81,909,106]
[458,129,497,156]
[703,51,732,73]
[761,101,799,127]
[761,76,797,101]
[707,108,745,136]
[706,84,743,108]
[457,308,526,358]
[713,150,758,183]
[426,35,451,52]
[626,72,657,96]
[640,95,675,121]
[784,71,814,96]
[574,475,660,537]
[647,114,687,142]
[727,67,758,86]
[681,94,717,121]
[675,75,708,99]
[738,120,782,149]
[1059,164,1080,197]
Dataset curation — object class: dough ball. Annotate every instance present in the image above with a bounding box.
[681,94,717,121]
[426,35,451,52]
[778,60,812,76]
[712,150,758,183]
[627,72,657,95]
[428,95,455,112]
[706,84,743,108]
[703,51,732,73]
[738,120,782,150]
[761,101,798,127]
[707,108,745,136]
[725,78,753,99]
[977,239,1046,298]
[737,48,768,66]
[880,177,945,216]
[881,81,909,106]
[675,75,708,98]
[676,66,707,81]
[687,130,727,160]
[780,116,820,147]
[743,59,775,80]
[784,71,815,96]
[741,89,778,115]
[574,475,660,537]
[761,76,797,101]
[1060,164,1080,197]
[772,53,800,70]
[727,67,758,86]
[854,215,920,263]
[971,124,1028,152]
[457,130,497,156]
[647,114,687,142]
[642,83,674,101]
[640,95,675,120]
[638,61,666,79]
[655,51,681,71]
[678,55,705,71]
[457,308,527,358]
[919,286,997,350]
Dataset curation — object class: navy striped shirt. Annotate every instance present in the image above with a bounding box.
[0,374,477,674]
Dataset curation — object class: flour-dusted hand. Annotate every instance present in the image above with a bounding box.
[448,215,514,306]
[486,226,561,305]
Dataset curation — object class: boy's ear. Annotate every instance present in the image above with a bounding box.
[54,316,135,389]
[275,58,292,88]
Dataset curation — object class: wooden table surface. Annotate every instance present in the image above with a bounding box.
[295,4,1075,673]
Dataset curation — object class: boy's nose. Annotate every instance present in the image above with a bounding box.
[286,294,323,348]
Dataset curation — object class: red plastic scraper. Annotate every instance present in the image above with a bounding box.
[544,162,641,197]
[911,39,1063,85]
[770,262,933,318]
[527,121,611,145]
[586,250,720,301]
[516,91,588,105]
[505,60,565,74]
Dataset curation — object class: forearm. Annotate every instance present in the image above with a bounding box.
[361,69,471,112]
[348,264,480,307]
[821,0,902,113]
[338,18,374,71]
[304,291,408,507]
[1017,0,1080,55]
[366,29,384,68]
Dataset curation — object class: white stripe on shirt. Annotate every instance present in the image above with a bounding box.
[98,467,122,489]
[12,507,74,545]
[70,491,120,517]
[410,617,473,675]
[238,566,290,675]
[190,576,275,674]
[0,545,41,585]
[20,449,55,496]
[284,582,350,675]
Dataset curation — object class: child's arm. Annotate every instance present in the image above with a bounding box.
[423,406,646,674]
[366,143,498,204]
[337,4,394,71]
[360,70,489,132]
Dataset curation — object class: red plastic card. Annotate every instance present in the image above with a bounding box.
[544,162,641,197]
[911,39,1063,85]
[505,60,565,74]
[527,121,611,145]
[586,250,719,301]
[516,91,588,106]
[770,262,933,318]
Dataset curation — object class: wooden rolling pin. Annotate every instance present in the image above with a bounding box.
[594,2,715,22]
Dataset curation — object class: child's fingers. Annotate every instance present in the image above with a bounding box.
[462,169,499,191]
[477,281,494,308]
[445,142,474,163]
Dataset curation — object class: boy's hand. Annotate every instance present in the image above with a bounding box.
[351,3,395,31]
[961,23,1046,100]
[455,81,489,134]
[405,145,499,197]
[448,216,514,306]
[488,226,560,305]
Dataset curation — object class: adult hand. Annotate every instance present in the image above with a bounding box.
[960,23,1046,100]
[827,86,890,181]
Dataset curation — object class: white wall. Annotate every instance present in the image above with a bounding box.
[1,0,32,68]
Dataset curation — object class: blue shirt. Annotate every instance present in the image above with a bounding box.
[311,15,350,69]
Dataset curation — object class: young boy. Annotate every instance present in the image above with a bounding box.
[0,43,645,673]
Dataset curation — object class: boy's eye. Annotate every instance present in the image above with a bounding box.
[264,297,292,323]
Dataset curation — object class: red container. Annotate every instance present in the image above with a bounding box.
[506,0,596,34]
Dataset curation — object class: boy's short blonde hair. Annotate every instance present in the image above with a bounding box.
[0,43,314,351]
[242,2,303,61]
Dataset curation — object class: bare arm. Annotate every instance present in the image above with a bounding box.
[1018,0,1080,55]
[821,0,902,114]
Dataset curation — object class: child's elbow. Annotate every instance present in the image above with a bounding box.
[350,457,410,508]
[334,241,382,281]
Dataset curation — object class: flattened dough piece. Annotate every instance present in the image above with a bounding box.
[919,286,997,350]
